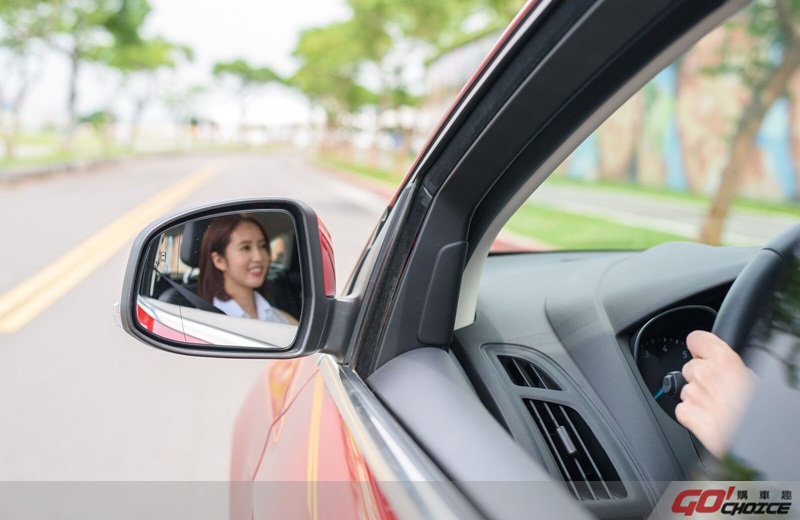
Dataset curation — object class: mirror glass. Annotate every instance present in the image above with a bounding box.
[135,210,301,349]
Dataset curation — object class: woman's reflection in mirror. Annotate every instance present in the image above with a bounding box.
[198,214,297,324]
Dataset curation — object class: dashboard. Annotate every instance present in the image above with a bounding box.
[632,305,716,419]
[452,242,756,517]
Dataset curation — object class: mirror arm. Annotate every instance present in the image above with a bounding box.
[153,270,225,315]
[320,297,361,361]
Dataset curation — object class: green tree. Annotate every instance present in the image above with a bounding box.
[698,0,800,245]
[98,37,193,146]
[290,0,522,162]
[360,0,522,51]
[52,0,150,151]
[347,0,414,164]
[212,59,281,142]
[0,0,53,159]
[291,21,378,149]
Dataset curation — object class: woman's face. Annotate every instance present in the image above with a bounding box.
[211,221,270,293]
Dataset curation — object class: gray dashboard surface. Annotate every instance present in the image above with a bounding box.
[553,242,755,334]
[368,347,591,520]
[457,246,754,496]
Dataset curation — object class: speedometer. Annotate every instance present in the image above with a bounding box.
[633,306,716,419]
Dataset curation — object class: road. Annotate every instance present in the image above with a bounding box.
[0,151,387,489]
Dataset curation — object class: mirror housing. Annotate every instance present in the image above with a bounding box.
[120,198,335,358]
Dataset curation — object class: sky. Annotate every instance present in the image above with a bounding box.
[22,0,350,131]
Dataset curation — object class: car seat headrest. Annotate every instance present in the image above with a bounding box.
[181,219,211,268]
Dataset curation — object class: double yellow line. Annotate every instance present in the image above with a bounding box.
[0,160,225,334]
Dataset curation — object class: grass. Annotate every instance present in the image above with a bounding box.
[16,132,61,146]
[317,156,404,186]
[506,204,690,250]
[548,174,800,218]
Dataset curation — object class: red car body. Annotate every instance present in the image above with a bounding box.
[231,356,395,519]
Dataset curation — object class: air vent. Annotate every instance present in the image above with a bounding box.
[499,356,561,390]
[526,399,626,501]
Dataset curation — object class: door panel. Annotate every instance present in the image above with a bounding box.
[230,355,320,519]
[252,371,395,519]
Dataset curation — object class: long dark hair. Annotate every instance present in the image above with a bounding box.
[197,214,271,302]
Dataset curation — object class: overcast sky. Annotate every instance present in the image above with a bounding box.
[23,0,350,130]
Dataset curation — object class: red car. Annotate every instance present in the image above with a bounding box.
[120,0,800,518]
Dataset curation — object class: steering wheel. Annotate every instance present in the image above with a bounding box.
[711,223,800,353]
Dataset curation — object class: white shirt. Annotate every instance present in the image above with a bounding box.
[213,291,290,323]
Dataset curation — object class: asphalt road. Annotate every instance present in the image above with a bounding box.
[0,151,387,488]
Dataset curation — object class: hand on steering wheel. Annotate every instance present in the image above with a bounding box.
[676,331,755,458]
[676,223,800,458]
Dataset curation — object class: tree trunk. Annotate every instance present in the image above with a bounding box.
[101,121,114,152]
[239,98,248,145]
[133,74,158,149]
[130,97,147,149]
[393,127,412,175]
[6,86,28,161]
[369,106,382,169]
[2,56,35,161]
[698,41,800,245]
[323,116,336,154]
[63,49,80,152]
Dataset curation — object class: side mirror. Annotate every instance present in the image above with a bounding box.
[119,199,335,358]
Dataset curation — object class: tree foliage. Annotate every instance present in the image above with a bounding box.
[52,0,145,57]
[291,21,378,126]
[289,0,523,138]
[212,59,281,92]
[0,0,53,53]
[101,0,149,47]
[98,36,192,73]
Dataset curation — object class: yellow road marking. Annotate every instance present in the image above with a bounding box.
[306,375,323,520]
[0,159,225,333]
